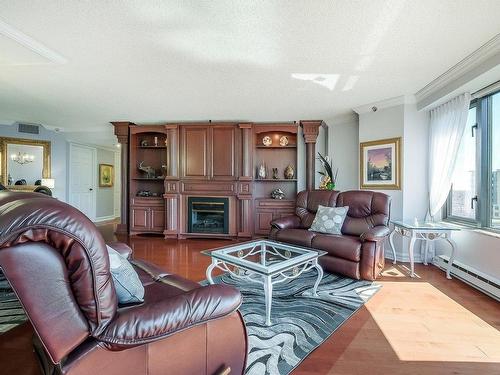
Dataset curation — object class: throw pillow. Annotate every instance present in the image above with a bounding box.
[106,245,145,304]
[308,205,349,235]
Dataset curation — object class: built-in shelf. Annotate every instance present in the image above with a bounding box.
[255,145,297,149]
[255,179,297,182]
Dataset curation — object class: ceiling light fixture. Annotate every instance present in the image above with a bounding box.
[10,152,35,165]
[0,19,68,64]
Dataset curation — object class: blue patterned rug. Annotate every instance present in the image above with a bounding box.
[204,272,380,375]
[0,272,27,334]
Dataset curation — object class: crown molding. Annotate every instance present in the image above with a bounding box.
[415,33,500,109]
[352,95,415,115]
[0,18,68,64]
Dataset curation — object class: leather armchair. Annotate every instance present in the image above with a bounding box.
[270,190,391,281]
[0,191,247,375]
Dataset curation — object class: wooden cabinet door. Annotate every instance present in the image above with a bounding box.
[255,210,274,235]
[131,206,149,231]
[181,126,209,179]
[150,208,165,232]
[211,125,237,180]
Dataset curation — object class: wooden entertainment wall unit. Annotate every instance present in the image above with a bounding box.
[112,120,324,238]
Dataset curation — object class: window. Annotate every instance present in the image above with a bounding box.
[448,106,477,221]
[491,92,500,228]
[445,87,500,232]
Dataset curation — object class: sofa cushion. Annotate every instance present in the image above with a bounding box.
[295,190,339,228]
[337,190,391,236]
[311,234,362,262]
[276,229,317,247]
[106,246,145,304]
[308,205,348,235]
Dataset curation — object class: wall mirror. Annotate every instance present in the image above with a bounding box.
[0,137,51,190]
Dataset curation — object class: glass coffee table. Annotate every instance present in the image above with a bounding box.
[202,240,326,326]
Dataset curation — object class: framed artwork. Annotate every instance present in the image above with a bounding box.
[360,137,401,190]
[99,164,114,187]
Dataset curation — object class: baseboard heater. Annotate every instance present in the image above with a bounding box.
[433,255,500,302]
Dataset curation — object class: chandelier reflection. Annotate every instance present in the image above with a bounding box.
[10,152,35,165]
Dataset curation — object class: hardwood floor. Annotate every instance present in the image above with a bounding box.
[1,223,499,375]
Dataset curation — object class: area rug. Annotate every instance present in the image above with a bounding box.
[205,272,380,375]
[0,272,27,334]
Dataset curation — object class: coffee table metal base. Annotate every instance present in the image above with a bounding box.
[206,258,323,326]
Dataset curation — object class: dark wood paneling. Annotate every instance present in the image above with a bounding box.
[211,125,236,180]
[131,206,149,231]
[255,198,296,235]
[150,208,165,232]
[255,211,274,235]
[181,126,209,179]
[181,181,236,194]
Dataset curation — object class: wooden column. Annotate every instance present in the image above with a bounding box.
[111,121,131,234]
[164,124,180,239]
[237,123,253,237]
[238,123,253,181]
[165,124,179,179]
[300,120,323,191]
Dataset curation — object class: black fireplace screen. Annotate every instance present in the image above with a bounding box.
[187,197,229,234]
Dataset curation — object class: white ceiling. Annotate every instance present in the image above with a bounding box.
[0,0,500,145]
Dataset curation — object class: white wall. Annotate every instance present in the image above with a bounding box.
[435,231,500,281]
[402,102,429,222]
[358,105,405,220]
[356,101,431,262]
[324,115,359,191]
[95,147,117,220]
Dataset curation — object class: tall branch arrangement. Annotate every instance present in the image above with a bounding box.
[317,152,338,190]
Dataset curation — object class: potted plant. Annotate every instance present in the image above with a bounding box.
[317,152,338,190]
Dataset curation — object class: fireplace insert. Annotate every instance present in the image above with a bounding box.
[187,197,229,234]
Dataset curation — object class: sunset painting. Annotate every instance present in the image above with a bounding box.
[367,147,392,181]
[360,138,401,189]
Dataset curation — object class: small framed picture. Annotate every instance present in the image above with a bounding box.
[99,164,114,187]
[360,137,401,190]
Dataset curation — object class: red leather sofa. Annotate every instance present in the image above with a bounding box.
[0,191,247,375]
[270,190,391,281]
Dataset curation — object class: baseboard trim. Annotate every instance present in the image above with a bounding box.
[94,215,120,224]
[433,255,500,301]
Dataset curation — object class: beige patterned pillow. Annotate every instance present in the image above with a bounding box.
[308,205,349,235]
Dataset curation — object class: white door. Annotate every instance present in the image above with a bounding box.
[69,144,96,220]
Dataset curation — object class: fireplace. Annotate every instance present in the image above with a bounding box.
[187,197,229,234]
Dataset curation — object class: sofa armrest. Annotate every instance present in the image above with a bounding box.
[97,284,242,350]
[107,242,133,260]
[270,215,301,230]
[360,226,390,242]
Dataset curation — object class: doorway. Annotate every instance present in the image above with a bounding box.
[68,143,96,220]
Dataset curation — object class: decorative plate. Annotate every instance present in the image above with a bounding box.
[262,136,272,146]
[279,136,289,146]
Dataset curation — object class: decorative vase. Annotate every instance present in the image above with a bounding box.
[284,164,295,179]
[272,168,279,179]
[326,182,335,190]
[257,163,267,179]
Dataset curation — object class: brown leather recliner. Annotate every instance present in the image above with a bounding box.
[270,190,391,280]
[0,192,247,375]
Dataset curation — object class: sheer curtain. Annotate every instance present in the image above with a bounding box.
[428,93,471,220]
